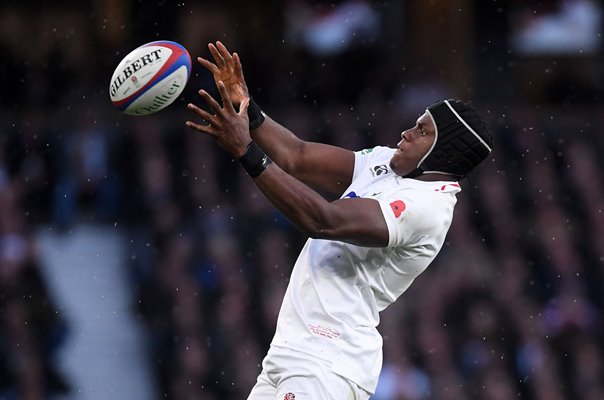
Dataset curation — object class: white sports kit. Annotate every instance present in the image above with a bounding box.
[248,146,461,400]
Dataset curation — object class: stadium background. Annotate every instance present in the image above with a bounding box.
[1,0,603,399]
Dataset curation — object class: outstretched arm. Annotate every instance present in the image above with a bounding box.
[185,82,388,247]
[198,42,355,197]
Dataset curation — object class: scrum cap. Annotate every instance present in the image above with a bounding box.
[412,99,492,177]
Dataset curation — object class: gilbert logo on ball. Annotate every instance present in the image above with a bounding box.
[110,40,191,116]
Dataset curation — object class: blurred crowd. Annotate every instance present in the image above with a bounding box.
[1,1,603,399]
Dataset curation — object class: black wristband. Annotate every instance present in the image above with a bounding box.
[248,98,266,130]
[239,141,272,178]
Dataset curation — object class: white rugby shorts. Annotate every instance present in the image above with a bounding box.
[247,346,371,400]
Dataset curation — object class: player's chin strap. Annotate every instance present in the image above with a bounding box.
[404,99,491,179]
[404,167,462,180]
[403,167,425,179]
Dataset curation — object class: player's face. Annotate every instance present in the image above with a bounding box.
[389,112,437,176]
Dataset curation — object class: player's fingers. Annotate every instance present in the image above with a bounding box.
[198,89,223,116]
[185,120,217,137]
[187,102,215,123]
[197,57,218,74]
[216,81,235,112]
[208,43,225,68]
[216,41,233,64]
[233,53,245,79]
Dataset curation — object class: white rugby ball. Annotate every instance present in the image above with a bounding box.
[109,40,191,116]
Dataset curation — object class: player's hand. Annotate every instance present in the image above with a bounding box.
[186,81,251,158]
[198,41,249,107]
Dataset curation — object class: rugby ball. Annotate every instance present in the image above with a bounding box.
[109,40,191,116]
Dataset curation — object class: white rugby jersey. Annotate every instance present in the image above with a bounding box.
[269,146,461,393]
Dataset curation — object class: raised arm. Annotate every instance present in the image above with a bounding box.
[185,82,389,247]
[251,116,355,197]
[198,41,354,197]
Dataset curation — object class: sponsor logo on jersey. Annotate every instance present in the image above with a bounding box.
[370,164,388,176]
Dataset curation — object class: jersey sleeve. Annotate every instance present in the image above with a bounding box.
[376,190,440,248]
